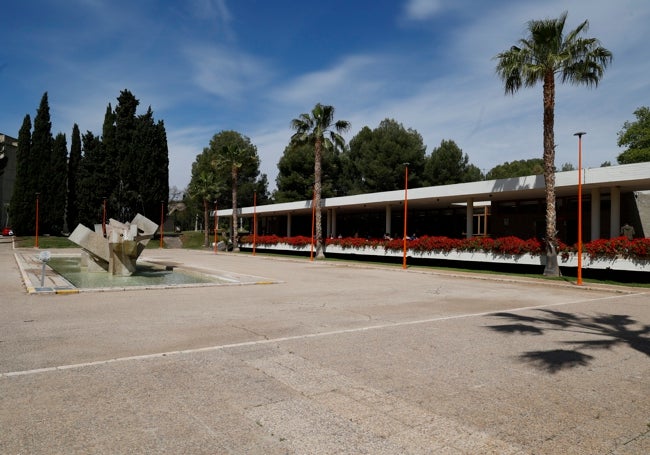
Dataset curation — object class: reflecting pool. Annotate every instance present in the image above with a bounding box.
[47,256,218,289]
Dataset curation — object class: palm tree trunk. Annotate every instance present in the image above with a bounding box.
[231,166,239,252]
[314,138,325,259]
[542,71,560,276]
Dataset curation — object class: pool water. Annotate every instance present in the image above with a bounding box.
[47,256,217,289]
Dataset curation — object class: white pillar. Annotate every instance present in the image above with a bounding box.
[466,198,473,238]
[287,213,292,237]
[610,187,620,238]
[331,209,337,237]
[385,205,392,237]
[591,189,601,240]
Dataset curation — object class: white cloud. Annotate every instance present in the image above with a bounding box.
[184,45,272,100]
[269,55,382,107]
[403,0,444,20]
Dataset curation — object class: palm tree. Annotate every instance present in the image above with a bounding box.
[495,12,612,276]
[291,103,350,259]
[217,144,258,251]
[188,170,221,247]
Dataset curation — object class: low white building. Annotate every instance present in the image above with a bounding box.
[220,162,650,244]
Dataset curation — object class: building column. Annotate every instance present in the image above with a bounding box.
[591,189,601,240]
[287,213,292,237]
[610,187,620,238]
[330,209,337,238]
[325,209,330,238]
[385,205,392,237]
[466,198,473,238]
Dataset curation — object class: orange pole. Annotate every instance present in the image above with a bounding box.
[402,164,409,269]
[253,191,257,256]
[35,193,39,248]
[575,132,586,286]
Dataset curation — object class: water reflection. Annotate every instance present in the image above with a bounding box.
[48,257,217,289]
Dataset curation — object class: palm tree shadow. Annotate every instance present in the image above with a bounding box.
[521,349,594,373]
[487,310,650,373]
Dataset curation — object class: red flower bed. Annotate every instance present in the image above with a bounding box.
[241,235,650,260]
[584,236,650,260]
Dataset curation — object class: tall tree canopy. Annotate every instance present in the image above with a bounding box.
[11,93,68,234]
[188,130,269,246]
[188,170,223,247]
[495,11,612,276]
[9,90,169,234]
[45,132,68,234]
[343,119,426,194]
[66,124,82,231]
[72,90,169,227]
[424,139,482,186]
[290,103,350,259]
[215,143,259,248]
[274,141,342,202]
[617,106,650,164]
[8,115,32,234]
[190,130,268,211]
[75,131,104,228]
[486,158,544,180]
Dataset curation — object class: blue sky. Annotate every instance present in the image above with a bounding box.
[1,0,648,192]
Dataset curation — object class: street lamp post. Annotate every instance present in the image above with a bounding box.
[403,163,409,269]
[35,192,40,248]
[574,132,586,286]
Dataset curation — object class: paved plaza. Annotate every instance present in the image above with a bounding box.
[1,239,648,454]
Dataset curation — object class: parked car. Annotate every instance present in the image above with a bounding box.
[2,227,14,236]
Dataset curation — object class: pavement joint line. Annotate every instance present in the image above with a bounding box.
[1,290,645,379]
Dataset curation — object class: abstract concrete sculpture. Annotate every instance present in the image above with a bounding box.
[69,214,159,276]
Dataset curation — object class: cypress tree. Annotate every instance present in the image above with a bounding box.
[31,92,54,234]
[67,124,82,231]
[101,104,118,218]
[136,108,169,219]
[114,90,139,220]
[43,133,68,234]
[9,115,33,234]
[76,131,103,228]
[32,93,53,193]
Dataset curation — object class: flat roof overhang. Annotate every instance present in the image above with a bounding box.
[220,162,650,217]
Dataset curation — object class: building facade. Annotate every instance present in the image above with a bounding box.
[220,162,650,244]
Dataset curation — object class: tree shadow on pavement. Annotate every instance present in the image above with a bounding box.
[487,310,650,373]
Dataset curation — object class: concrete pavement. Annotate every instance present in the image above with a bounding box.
[1,241,649,454]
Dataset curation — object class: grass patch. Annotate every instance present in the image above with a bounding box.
[180,230,212,249]
[14,236,76,248]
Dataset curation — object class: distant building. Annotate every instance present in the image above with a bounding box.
[0,133,18,229]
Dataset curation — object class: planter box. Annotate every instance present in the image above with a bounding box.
[242,243,650,272]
